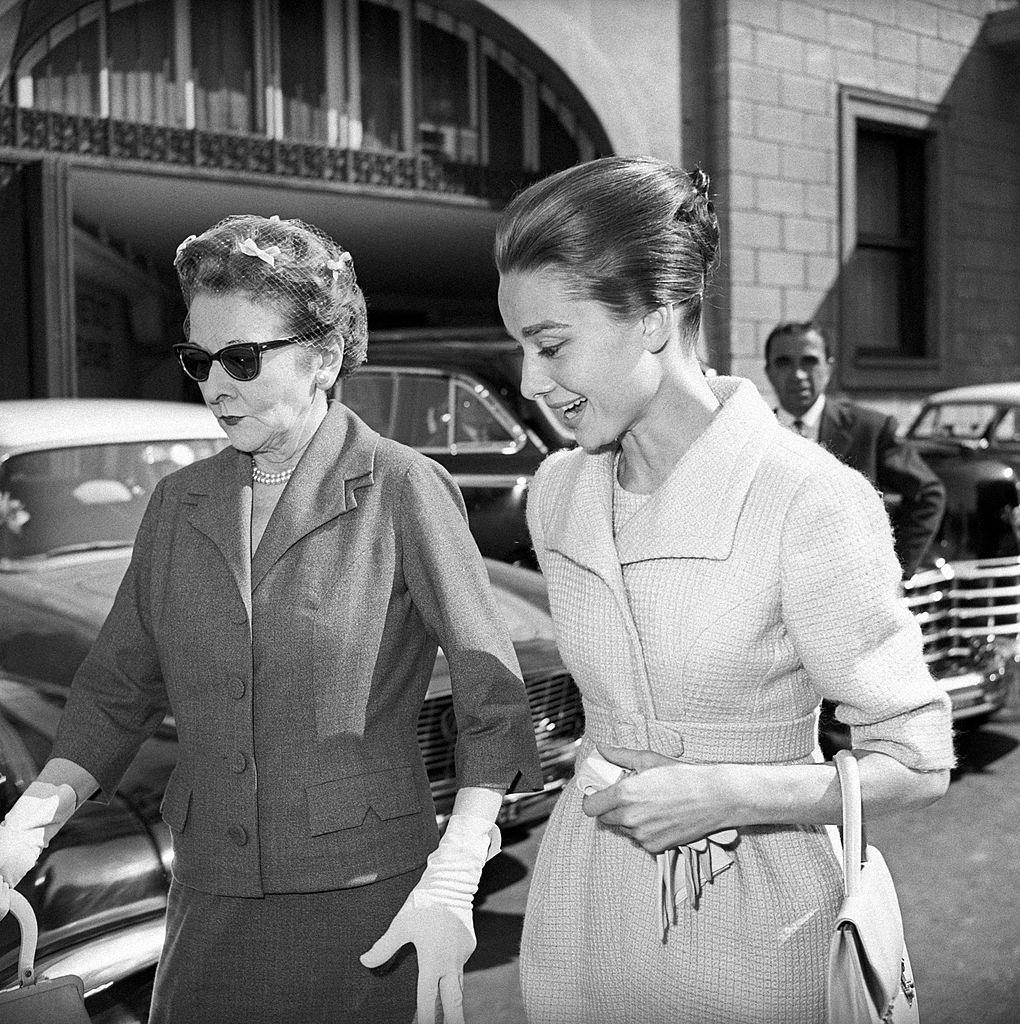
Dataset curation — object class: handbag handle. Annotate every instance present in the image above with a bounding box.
[834,749,864,899]
[1,887,40,986]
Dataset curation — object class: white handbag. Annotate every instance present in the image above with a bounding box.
[826,750,919,1024]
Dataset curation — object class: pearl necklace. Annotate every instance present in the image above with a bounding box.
[252,463,295,486]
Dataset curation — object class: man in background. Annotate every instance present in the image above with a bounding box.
[764,320,945,579]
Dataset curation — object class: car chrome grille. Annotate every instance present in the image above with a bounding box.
[417,669,584,805]
[905,556,1020,665]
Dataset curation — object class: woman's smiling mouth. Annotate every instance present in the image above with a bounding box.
[561,397,587,421]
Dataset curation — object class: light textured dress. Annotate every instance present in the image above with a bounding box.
[520,377,955,1024]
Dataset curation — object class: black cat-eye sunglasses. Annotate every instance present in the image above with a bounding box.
[173,338,302,382]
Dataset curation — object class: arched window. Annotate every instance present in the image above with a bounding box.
[11,0,606,175]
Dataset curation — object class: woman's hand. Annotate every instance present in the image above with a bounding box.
[580,744,734,854]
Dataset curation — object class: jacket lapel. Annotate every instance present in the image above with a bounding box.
[542,447,627,596]
[183,448,253,620]
[251,402,377,592]
[614,377,772,564]
[819,398,854,461]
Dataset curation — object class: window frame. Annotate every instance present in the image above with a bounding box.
[837,86,949,391]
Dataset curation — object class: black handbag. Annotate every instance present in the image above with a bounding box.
[826,749,919,1024]
[0,887,91,1023]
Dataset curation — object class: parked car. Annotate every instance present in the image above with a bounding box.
[822,384,1020,752]
[0,398,585,1008]
[904,383,1020,729]
[334,327,574,568]
[906,381,1020,563]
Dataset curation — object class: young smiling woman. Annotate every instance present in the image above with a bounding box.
[494,156,953,1024]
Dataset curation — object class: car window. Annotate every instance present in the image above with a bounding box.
[393,374,451,451]
[0,439,226,561]
[991,407,1020,445]
[336,371,396,436]
[910,402,998,440]
[452,381,516,450]
[338,370,525,454]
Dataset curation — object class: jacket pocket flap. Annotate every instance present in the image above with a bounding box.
[306,766,421,836]
[159,772,193,831]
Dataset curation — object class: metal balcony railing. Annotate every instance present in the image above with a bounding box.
[0,103,539,205]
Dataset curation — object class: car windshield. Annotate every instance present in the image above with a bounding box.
[910,402,1000,441]
[0,439,226,561]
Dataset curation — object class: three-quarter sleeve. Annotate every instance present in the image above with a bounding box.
[397,456,543,793]
[780,463,955,771]
[51,479,171,800]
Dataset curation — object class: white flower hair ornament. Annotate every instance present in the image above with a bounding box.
[325,251,353,283]
[173,234,197,266]
[238,237,282,267]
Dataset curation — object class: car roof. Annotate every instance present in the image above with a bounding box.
[0,399,225,453]
[370,326,513,347]
[923,382,1020,405]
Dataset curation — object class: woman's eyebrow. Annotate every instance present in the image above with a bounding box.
[522,320,569,338]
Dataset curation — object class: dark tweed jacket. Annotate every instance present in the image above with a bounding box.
[52,402,543,897]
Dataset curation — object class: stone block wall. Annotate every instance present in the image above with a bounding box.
[710,0,1019,406]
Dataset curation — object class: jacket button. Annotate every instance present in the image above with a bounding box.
[225,676,246,700]
[226,824,248,846]
[229,751,248,774]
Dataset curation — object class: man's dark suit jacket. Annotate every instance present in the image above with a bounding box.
[819,397,945,578]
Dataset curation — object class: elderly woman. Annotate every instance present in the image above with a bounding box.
[0,214,542,1024]
[494,157,955,1023]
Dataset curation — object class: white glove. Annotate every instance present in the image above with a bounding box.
[0,781,78,887]
[360,813,500,1024]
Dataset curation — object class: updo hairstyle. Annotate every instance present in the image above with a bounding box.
[494,156,719,345]
[174,214,368,380]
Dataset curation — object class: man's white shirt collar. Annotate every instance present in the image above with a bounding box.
[776,394,826,441]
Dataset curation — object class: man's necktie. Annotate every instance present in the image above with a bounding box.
[793,419,805,436]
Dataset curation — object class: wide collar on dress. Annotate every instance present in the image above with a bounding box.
[182,400,378,604]
[543,377,778,579]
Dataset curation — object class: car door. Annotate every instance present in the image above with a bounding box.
[336,367,544,565]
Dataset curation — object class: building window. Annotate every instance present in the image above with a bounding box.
[484,54,524,173]
[846,124,928,358]
[18,3,102,115]
[359,0,404,150]
[108,0,178,125]
[539,86,579,176]
[191,0,255,133]
[279,0,327,141]
[839,88,946,382]
[416,5,475,162]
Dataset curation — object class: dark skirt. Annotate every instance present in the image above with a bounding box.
[149,868,422,1024]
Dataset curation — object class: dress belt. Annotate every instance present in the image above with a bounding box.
[579,702,819,938]
[582,701,819,764]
